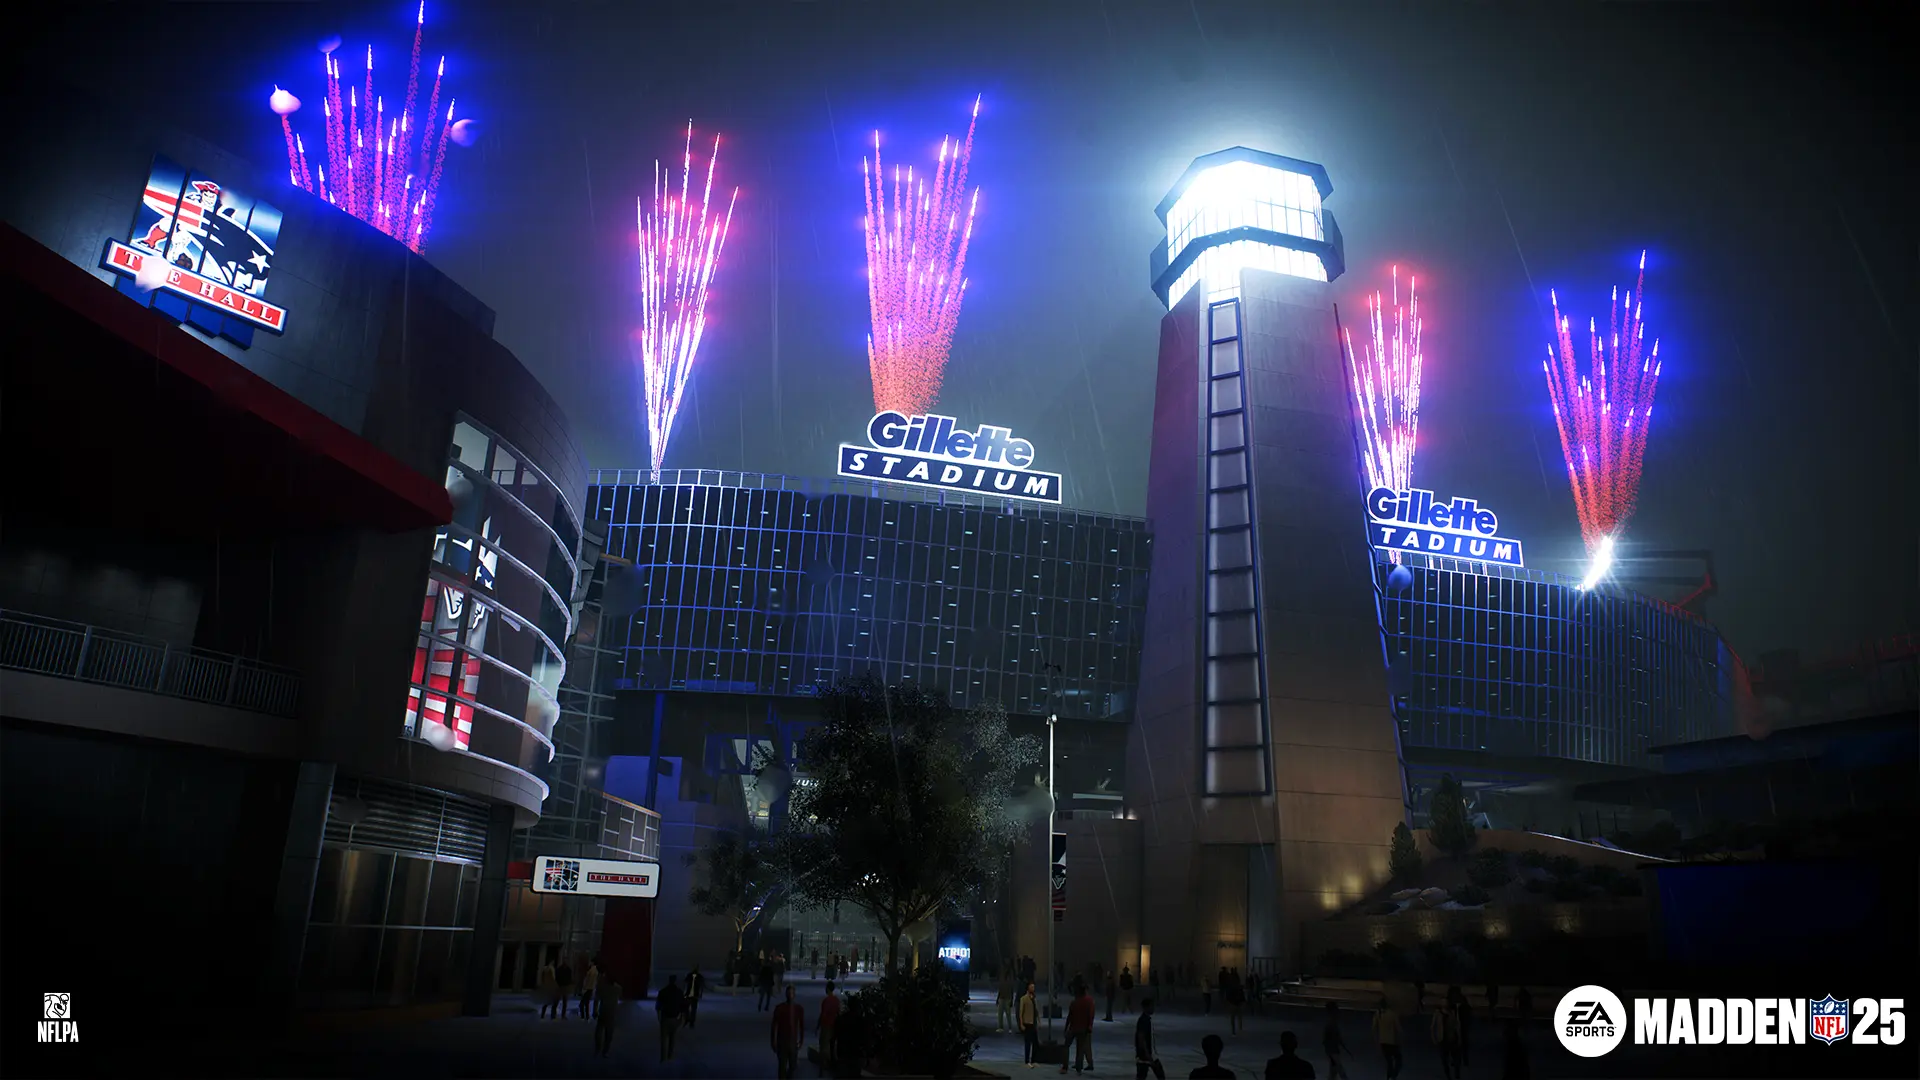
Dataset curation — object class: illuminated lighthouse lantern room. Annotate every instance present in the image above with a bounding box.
[1153,149,1344,309]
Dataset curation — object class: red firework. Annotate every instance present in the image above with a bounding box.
[1543,251,1664,552]
[863,97,982,415]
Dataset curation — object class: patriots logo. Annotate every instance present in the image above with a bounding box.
[108,155,286,345]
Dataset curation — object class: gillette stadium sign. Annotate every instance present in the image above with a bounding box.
[1368,486,1525,568]
[839,412,1063,504]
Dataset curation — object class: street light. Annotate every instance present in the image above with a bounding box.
[1045,710,1057,1044]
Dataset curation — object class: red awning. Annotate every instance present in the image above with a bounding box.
[1,222,450,534]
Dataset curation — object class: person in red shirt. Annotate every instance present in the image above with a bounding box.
[1065,980,1097,1074]
[819,981,843,1066]
[772,984,805,1079]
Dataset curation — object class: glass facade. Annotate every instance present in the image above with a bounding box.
[586,470,1152,719]
[1164,160,1328,307]
[303,777,492,1008]
[403,415,583,795]
[1377,556,1745,768]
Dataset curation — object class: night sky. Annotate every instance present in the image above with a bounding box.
[19,1,1916,661]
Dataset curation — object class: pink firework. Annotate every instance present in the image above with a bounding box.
[1543,250,1664,552]
[275,3,463,254]
[1344,265,1425,494]
[636,122,739,482]
[863,97,982,415]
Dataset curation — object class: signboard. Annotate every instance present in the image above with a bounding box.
[1050,833,1067,923]
[1367,486,1525,568]
[838,411,1064,504]
[101,155,287,346]
[530,855,660,899]
[935,920,972,973]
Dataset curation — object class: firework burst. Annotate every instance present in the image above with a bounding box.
[1345,265,1425,494]
[636,122,739,482]
[274,3,464,254]
[1543,250,1664,553]
[863,97,982,415]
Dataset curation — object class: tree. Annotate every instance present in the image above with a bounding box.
[684,830,784,965]
[778,676,1043,974]
[1389,821,1424,883]
[1427,773,1478,858]
[1467,847,1512,889]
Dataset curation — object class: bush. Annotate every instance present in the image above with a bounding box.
[1318,949,1379,974]
[1428,775,1478,857]
[1467,848,1514,889]
[1548,855,1582,879]
[1550,878,1588,902]
[1517,849,1549,869]
[849,964,978,1079]
[1390,822,1424,883]
[1453,884,1493,907]
[1584,864,1624,889]
[1375,942,1409,972]
[1524,878,1549,894]
[1608,874,1644,898]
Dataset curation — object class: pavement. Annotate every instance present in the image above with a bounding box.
[160,974,1570,1079]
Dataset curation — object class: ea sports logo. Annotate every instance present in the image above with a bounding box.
[1556,985,1628,1057]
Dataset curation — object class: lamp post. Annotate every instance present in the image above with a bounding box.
[1045,711,1057,1043]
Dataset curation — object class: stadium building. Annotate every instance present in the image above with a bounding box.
[575,468,1153,972]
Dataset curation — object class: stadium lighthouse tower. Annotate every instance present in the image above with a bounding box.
[1130,148,1408,976]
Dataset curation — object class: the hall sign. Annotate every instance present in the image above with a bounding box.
[838,412,1063,504]
[530,855,660,899]
[1367,487,1525,568]
[101,155,287,347]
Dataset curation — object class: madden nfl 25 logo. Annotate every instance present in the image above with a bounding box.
[1555,986,1906,1057]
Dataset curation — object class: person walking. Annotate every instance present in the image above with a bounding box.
[1322,1002,1350,1080]
[1372,995,1404,1080]
[1067,980,1096,1074]
[579,957,599,1021]
[1200,972,1213,1015]
[1020,981,1041,1068]
[1264,1031,1316,1079]
[1457,992,1475,1067]
[1430,1000,1463,1080]
[758,958,778,1012]
[1515,986,1533,1021]
[1120,965,1136,1014]
[1249,971,1263,1014]
[1133,998,1167,1080]
[593,976,623,1058]
[686,967,706,1030]
[1501,1019,1531,1080]
[656,974,687,1062]
[819,980,842,1071]
[812,948,821,980]
[772,985,805,1079]
[1226,971,1246,1035]
[1149,965,1162,1008]
[998,968,1018,1033]
[537,957,559,1019]
[555,957,575,1019]
[1105,972,1118,1023]
[1189,1033,1234,1079]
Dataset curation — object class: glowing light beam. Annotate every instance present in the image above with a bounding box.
[1544,250,1664,553]
[636,122,739,482]
[863,97,982,415]
[274,2,467,254]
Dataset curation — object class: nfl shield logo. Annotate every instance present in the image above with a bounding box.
[1809,995,1849,1045]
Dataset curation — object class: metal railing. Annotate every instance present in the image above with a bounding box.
[587,467,1152,530]
[0,609,302,718]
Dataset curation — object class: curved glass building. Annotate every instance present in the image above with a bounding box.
[406,416,584,798]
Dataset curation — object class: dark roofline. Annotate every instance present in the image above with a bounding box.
[1153,147,1335,224]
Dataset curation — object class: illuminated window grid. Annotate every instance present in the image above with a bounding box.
[585,479,1150,717]
[1164,162,1327,308]
[1377,559,1738,767]
[1200,299,1272,797]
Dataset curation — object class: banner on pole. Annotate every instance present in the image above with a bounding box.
[1050,832,1067,922]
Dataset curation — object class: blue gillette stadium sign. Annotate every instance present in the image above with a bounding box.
[839,412,1063,504]
[1368,487,1525,568]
